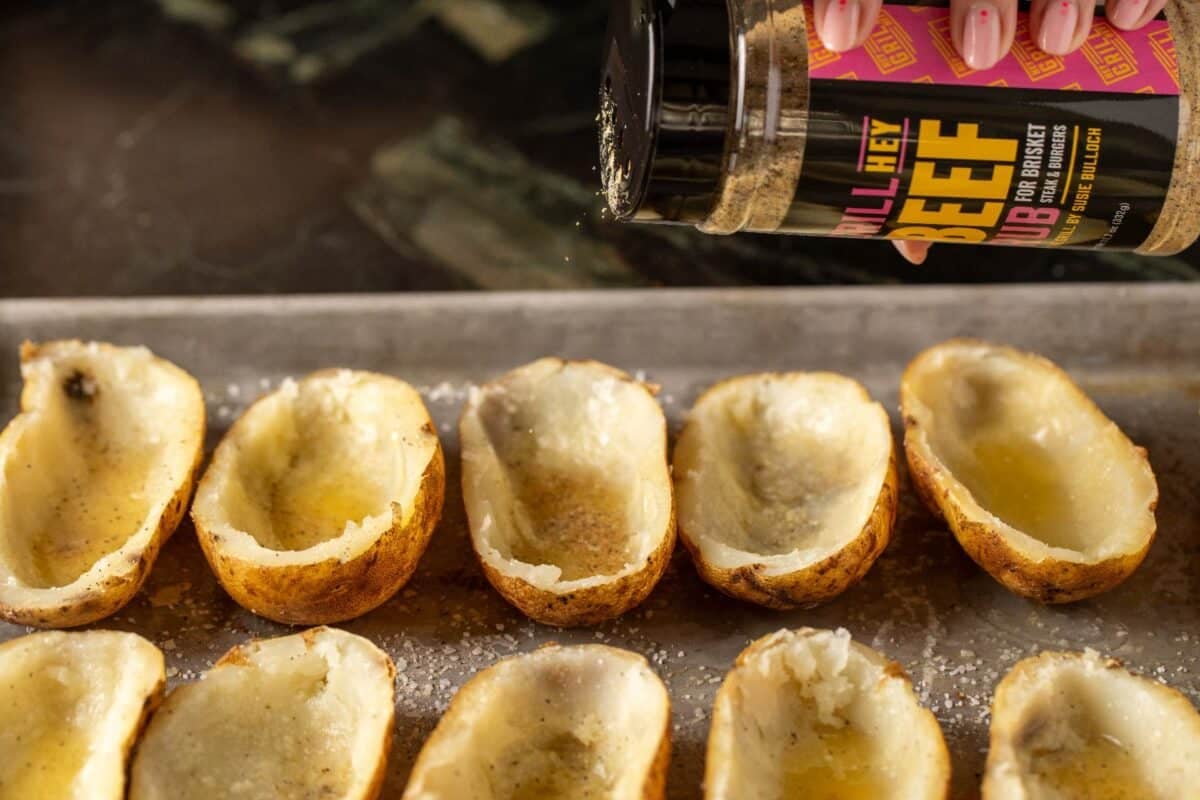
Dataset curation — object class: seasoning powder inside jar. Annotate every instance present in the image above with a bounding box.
[600,0,1199,254]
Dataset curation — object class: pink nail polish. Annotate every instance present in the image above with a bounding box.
[1038,0,1077,55]
[1109,0,1145,30]
[820,0,861,53]
[962,1,1002,70]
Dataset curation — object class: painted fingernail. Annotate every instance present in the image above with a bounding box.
[1109,0,1145,30]
[1038,0,1078,55]
[894,240,932,265]
[962,1,1002,70]
[820,0,861,52]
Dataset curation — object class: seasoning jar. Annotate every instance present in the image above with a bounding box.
[600,0,1199,254]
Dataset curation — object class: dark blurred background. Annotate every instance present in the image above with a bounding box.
[3,0,1198,296]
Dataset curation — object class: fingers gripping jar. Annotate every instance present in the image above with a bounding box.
[600,0,1200,255]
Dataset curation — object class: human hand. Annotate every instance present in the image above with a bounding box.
[812,0,1170,264]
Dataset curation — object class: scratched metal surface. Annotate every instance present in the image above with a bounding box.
[1,286,1199,799]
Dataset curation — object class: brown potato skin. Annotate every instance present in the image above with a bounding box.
[901,339,1157,604]
[476,498,675,627]
[680,448,898,611]
[194,442,445,625]
[119,669,167,800]
[0,341,205,628]
[641,707,672,800]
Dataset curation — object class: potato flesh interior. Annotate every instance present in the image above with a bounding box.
[730,686,890,799]
[133,649,355,799]
[1026,735,1149,799]
[0,660,91,798]
[498,451,632,581]
[912,355,1149,555]
[223,381,398,551]
[1016,675,1162,800]
[0,634,158,800]
[3,359,183,588]
[685,378,888,561]
[413,651,666,800]
[472,368,666,581]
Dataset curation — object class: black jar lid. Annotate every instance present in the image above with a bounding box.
[600,0,732,225]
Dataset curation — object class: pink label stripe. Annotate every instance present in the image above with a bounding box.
[808,3,1180,95]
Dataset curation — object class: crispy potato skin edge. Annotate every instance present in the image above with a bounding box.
[704,631,951,800]
[0,341,206,628]
[194,441,446,625]
[900,339,1158,604]
[463,358,676,627]
[119,672,167,800]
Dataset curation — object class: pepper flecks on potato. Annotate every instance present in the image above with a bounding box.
[901,339,1157,603]
[0,340,205,628]
[674,372,897,609]
[459,358,674,626]
[191,369,444,625]
[983,650,1200,799]
[402,644,670,800]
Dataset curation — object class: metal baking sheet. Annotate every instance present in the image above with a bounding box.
[2,286,1199,799]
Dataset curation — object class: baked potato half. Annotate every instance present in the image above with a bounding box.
[192,369,444,624]
[983,650,1200,799]
[901,340,1157,603]
[130,626,395,800]
[674,373,897,609]
[0,340,205,628]
[706,628,950,800]
[459,358,674,626]
[402,643,670,800]
[0,630,165,800]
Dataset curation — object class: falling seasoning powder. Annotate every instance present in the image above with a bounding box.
[600,0,1200,254]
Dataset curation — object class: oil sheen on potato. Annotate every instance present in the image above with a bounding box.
[780,722,887,800]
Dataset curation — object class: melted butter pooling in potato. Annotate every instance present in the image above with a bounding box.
[959,434,1081,551]
[779,718,887,800]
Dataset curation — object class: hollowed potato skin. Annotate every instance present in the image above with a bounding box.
[706,631,952,800]
[901,340,1157,604]
[981,652,1200,800]
[0,342,206,629]
[216,628,397,800]
[135,627,395,800]
[461,360,676,627]
[679,449,898,611]
[403,644,670,800]
[194,442,445,625]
